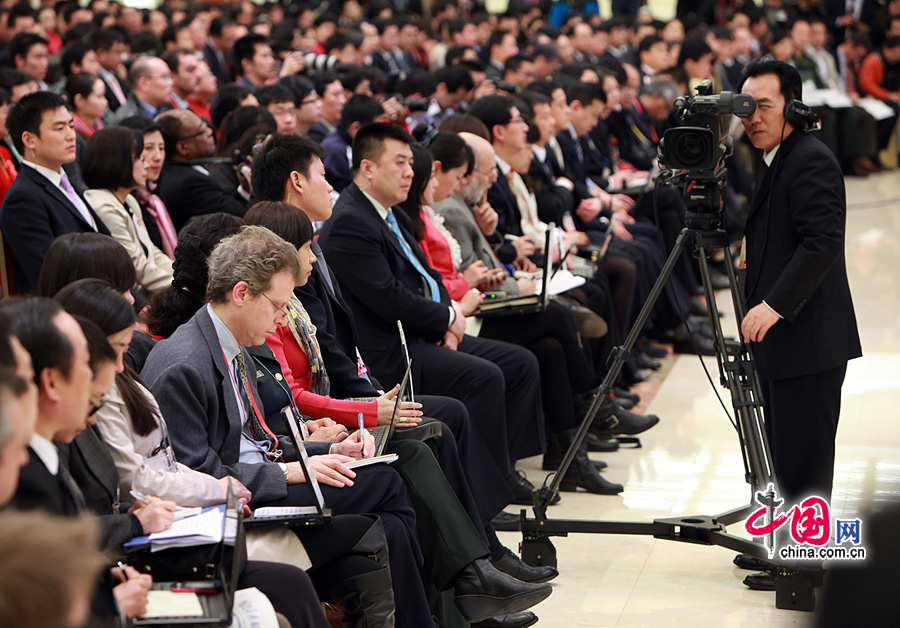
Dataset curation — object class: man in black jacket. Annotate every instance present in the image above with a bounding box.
[738,60,862,589]
[154,109,247,231]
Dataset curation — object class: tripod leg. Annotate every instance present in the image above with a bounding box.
[537,228,697,516]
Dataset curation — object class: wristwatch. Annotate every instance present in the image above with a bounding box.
[277,462,289,481]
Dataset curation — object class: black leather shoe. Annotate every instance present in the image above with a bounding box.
[586,433,618,453]
[672,334,716,356]
[454,558,553,624]
[613,386,641,404]
[493,548,559,583]
[507,470,559,506]
[633,352,661,371]
[743,571,775,591]
[591,397,659,437]
[543,432,609,469]
[708,268,731,291]
[553,430,624,495]
[733,553,776,572]
[491,511,521,532]
[473,612,539,628]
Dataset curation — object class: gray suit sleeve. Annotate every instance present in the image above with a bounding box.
[148,362,288,504]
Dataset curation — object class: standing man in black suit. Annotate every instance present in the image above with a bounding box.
[154,109,248,231]
[739,60,861,563]
[0,92,110,294]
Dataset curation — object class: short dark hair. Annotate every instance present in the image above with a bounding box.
[434,64,474,92]
[36,233,137,298]
[678,36,712,64]
[64,72,100,111]
[531,43,560,62]
[8,3,35,27]
[740,58,802,103]
[211,83,254,131]
[233,33,268,75]
[444,45,472,67]
[0,297,72,384]
[6,91,68,154]
[351,122,414,173]
[9,32,47,64]
[310,71,340,98]
[60,41,92,77]
[339,94,383,130]
[638,34,665,55]
[488,29,512,51]
[82,126,143,190]
[244,201,314,249]
[467,94,515,142]
[278,74,315,107]
[255,84,294,108]
[0,68,34,95]
[154,112,186,159]
[161,47,196,73]
[884,35,900,50]
[565,82,605,106]
[324,30,363,55]
[251,134,327,203]
[87,28,125,53]
[437,113,490,141]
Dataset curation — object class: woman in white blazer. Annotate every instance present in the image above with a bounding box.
[82,126,173,294]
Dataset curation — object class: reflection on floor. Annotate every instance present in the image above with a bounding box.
[503,172,900,628]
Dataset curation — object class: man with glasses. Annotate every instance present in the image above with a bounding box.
[113,56,174,122]
[153,109,247,231]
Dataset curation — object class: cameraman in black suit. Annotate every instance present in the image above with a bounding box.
[738,61,862,590]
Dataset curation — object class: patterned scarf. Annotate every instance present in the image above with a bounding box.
[286,294,330,397]
[134,184,178,259]
[73,113,101,139]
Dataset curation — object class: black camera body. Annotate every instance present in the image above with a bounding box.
[659,81,756,174]
[658,81,756,228]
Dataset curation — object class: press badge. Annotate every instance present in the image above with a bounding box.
[356,348,369,377]
[739,236,747,270]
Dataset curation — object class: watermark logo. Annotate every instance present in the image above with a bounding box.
[744,483,865,561]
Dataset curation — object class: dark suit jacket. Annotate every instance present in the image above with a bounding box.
[321,127,353,193]
[155,162,247,232]
[295,240,384,399]
[59,426,144,550]
[13,448,79,515]
[0,164,110,293]
[743,129,861,381]
[484,170,523,264]
[203,42,230,86]
[102,73,130,112]
[307,120,334,145]
[528,151,575,225]
[141,306,289,504]
[318,183,453,384]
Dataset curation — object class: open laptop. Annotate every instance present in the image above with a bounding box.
[133,483,245,626]
[368,361,412,456]
[243,421,333,529]
[477,226,555,318]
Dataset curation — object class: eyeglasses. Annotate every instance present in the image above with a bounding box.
[474,166,498,178]
[300,95,320,106]
[260,292,289,321]
[178,119,210,142]
[89,395,105,416]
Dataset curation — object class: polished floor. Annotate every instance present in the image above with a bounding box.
[502,170,900,628]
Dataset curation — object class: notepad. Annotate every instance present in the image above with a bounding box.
[148,505,224,551]
[141,591,204,619]
[345,453,398,469]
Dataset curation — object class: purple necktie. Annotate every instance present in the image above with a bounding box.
[59,173,95,229]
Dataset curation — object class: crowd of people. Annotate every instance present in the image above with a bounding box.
[0,0,881,624]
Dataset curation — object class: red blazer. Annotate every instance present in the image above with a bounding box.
[417,207,470,301]
[266,326,379,428]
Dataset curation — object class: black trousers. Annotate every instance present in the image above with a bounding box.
[410,335,544,475]
[480,303,597,432]
[240,560,330,628]
[760,362,847,503]
[259,464,434,628]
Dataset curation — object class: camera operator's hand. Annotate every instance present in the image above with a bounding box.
[381,96,404,121]
[741,303,780,343]
[279,51,306,77]
[472,78,496,100]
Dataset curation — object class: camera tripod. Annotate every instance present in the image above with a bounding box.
[518,207,810,600]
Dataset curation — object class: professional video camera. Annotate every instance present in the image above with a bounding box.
[658,81,755,229]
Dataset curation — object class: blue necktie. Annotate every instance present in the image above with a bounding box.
[384,209,441,303]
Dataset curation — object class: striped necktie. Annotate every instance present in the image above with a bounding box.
[385,209,441,303]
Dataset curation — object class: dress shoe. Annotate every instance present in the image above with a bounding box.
[612,386,641,404]
[690,296,710,317]
[552,430,624,495]
[856,156,882,173]
[733,553,776,572]
[453,558,553,624]
[543,433,609,468]
[591,397,659,437]
[637,336,668,358]
[491,511,521,532]
[493,548,559,583]
[743,571,775,591]
[585,433,618,452]
[507,470,559,506]
[473,611,538,628]
[707,268,731,291]
[633,351,661,371]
